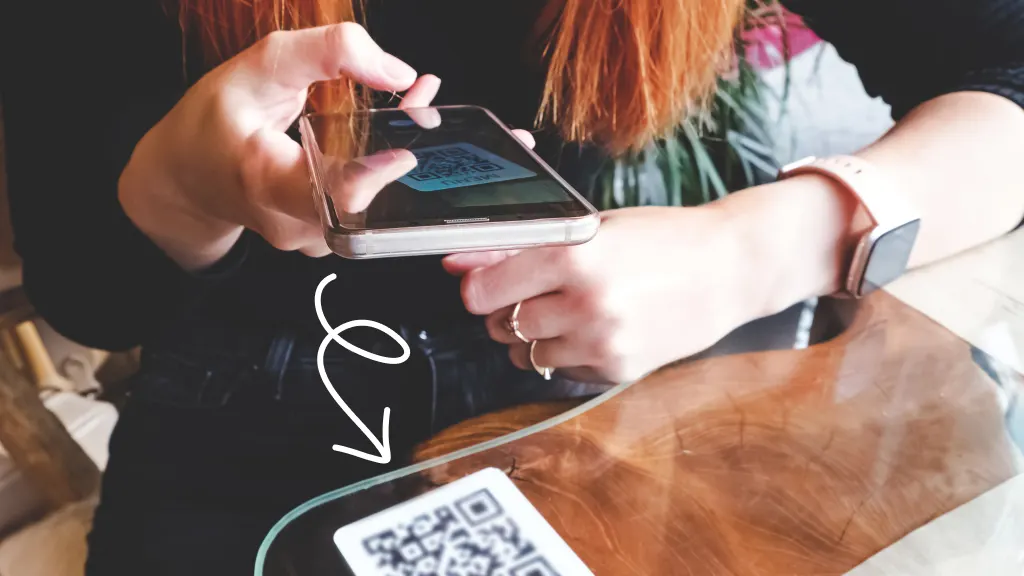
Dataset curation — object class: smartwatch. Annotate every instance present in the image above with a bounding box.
[777,155,920,299]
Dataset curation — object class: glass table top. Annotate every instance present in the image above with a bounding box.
[255,231,1024,576]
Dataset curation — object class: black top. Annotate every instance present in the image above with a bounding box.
[2,0,1023,352]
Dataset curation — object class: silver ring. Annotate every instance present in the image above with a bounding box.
[506,301,530,344]
[529,341,553,381]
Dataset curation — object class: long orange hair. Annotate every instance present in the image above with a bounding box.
[178,0,745,154]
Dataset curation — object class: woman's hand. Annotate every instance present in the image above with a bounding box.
[442,205,758,384]
[118,23,437,271]
[119,22,534,272]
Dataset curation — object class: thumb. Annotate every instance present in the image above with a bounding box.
[238,22,418,96]
[243,128,321,225]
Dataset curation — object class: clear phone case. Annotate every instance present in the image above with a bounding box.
[299,106,599,259]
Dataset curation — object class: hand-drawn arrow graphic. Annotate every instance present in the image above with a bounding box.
[314,273,411,464]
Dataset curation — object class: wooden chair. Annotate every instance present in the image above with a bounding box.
[0,102,100,513]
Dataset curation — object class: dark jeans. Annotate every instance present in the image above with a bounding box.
[84,321,596,576]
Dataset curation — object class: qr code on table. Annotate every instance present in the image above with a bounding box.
[334,468,590,576]
[358,488,559,576]
[398,143,536,192]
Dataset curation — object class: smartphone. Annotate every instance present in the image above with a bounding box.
[299,105,599,259]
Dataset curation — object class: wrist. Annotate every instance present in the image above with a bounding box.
[720,173,871,318]
[118,146,242,272]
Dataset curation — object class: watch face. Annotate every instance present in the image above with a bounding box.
[859,219,921,296]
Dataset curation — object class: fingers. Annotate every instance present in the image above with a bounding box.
[508,343,531,371]
[327,149,418,214]
[248,199,330,256]
[242,23,417,95]
[300,243,334,258]
[245,125,415,256]
[511,129,536,149]
[252,207,332,257]
[398,75,443,128]
[399,75,441,109]
[507,338,589,373]
[484,293,580,344]
[460,248,565,315]
[246,128,320,225]
[252,211,325,253]
[242,128,337,256]
[254,124,416,221]
[404,108,442,129]
[442,250,521,275]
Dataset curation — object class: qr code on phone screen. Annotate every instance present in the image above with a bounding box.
[398,143,535,192]
[357,488,559,576]
[409,145,500,180]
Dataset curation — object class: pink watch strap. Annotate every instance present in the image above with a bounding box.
[778,155,918,298]
[778,155,914,228]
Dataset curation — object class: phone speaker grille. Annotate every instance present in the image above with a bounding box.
[443,217,491,224]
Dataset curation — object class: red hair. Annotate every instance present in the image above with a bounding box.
[179,0,745,154]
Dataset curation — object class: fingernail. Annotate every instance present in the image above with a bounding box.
[380,54,417,85]
[421,74,441,90]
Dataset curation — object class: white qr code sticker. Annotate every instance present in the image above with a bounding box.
[333,467,592,576]
[398,143,536,192]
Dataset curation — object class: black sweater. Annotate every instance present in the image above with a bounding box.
[2,0,1023,351]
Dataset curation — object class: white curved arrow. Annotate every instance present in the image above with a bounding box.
[314,273,411,464]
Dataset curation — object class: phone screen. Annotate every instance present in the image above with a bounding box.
[303,107,592,230]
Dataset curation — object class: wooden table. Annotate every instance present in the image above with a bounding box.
[255,291,1023,575]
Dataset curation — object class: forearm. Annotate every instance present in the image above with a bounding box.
[859,91,1024,265]
[722,91,1024,319]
